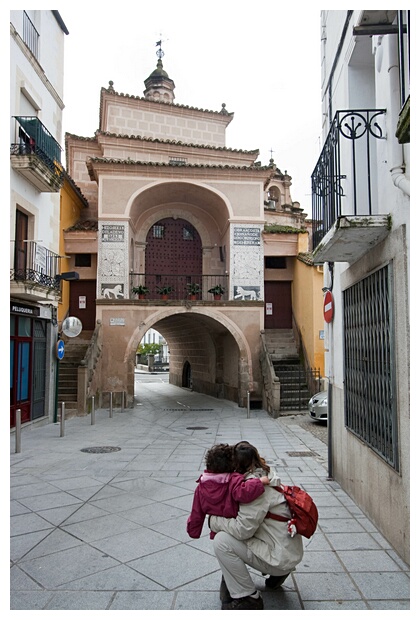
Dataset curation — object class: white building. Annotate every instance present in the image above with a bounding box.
[312,10,410,563]
[10,10,69,427]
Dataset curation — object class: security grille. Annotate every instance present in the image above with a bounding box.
[343,264,398,470]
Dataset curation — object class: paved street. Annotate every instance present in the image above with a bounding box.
[10,372,410,612]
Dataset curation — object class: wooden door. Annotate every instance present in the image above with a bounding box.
[69,280,97,330]
[264,281,292,329]
[145,218,202,299]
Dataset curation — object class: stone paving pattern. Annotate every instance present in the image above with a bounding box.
[10,376,410,611]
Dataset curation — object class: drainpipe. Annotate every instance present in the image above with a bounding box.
[385,32,410,197]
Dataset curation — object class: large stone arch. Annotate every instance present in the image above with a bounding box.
[126,180,234,227]
[124,307,254,407]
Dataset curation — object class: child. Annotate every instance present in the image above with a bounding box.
[187,443,270,539]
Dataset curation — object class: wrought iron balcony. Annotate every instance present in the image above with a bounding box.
[10,116,64,192]
[311,109,391,264]
[129,274,229,301]
[10,241,62,297]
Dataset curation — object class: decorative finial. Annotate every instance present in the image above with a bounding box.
[269,148,275,159]
[156,39,164,59]
[220,103,229,115]
[108,80,115,92]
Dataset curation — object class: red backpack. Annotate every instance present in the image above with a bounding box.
[266,484,318,538]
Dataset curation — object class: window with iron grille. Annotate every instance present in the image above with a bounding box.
[343,264,398,470]
[152,225,164,239]
[183,225,194,241]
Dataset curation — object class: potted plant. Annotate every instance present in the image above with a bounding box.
[132,284,149,299]
[156,285,174,300]
[186,282,201,300]
[208,284,225,300]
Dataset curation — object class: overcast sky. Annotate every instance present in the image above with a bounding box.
[58,2,322,217]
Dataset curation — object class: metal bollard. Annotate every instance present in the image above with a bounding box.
[109,392,113,418]
[60,402,65,437]
[247,391,250,418]
[121,391,125,413]
[15,408,21,453]
[91,395,95,425]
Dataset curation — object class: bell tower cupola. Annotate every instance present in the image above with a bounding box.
[143,40,175,103]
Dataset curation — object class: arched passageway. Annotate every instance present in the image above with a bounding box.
[122,308,256,409]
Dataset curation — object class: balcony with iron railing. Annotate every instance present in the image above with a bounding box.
[311,109,391,265]
[10,241,62,301]
[129,273,229,301]
[22,11,39,59]
[10,116,64,192]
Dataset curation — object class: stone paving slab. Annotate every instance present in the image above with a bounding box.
[9,377,410,612]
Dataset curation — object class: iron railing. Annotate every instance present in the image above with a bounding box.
[23,11,39,59]
[11,116,64,181]
[129,273,229,301]
[277,365,321,411]
[311,109,386,249]
[11,241,61,291]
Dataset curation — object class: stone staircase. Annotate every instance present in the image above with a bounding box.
[57,331,92,416]
[264,329,311,411]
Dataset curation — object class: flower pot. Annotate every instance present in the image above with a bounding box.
[161,294,168,300]
[138,294,145,299]
[189,295,197,301]
[213,294,222,300]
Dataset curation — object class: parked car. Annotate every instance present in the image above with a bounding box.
[308,390,328,422]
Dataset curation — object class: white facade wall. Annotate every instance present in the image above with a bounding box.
[10,10,65,263]
[10,10,67,426]
[319,10,409,563]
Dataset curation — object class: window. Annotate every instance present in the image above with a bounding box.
[75,254,91,267]
[265,257,286,269]
[343,265,398,469]
[23,11,39,59]
[152,225,164,239]
[183,226,194,241]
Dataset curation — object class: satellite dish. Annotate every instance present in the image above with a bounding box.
[62,316,83,338]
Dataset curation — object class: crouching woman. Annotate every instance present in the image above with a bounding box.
[209,441,304,610]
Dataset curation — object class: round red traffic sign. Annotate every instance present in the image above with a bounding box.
[323,291,334,323]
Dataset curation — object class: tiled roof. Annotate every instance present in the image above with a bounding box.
[64,219,98,232]
[297,252,316,265]
[86,157,275,171]
[62,169,89,207]
[65,131,259,156]
[101,85,235,118]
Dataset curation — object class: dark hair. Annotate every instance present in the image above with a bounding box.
[233,441,270,475]
[205,443,235,473]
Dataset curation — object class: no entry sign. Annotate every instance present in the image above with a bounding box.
[323,291,334,323]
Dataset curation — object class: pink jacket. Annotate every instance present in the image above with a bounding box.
[186,471,265,539]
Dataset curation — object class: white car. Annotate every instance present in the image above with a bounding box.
[308,391,328,422]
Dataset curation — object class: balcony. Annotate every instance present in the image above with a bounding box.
[10,241,62,301]
[10,117,64,192]
[129,274,230,301]
[311,109,391,265]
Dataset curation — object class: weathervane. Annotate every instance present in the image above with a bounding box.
[156,36,166,59]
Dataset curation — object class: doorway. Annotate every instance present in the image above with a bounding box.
[264,281,292,329]
[182,361,192,389]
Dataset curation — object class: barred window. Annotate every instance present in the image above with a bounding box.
[343,264,398,469]
[183,226,194,241]
[152,225,164,239]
